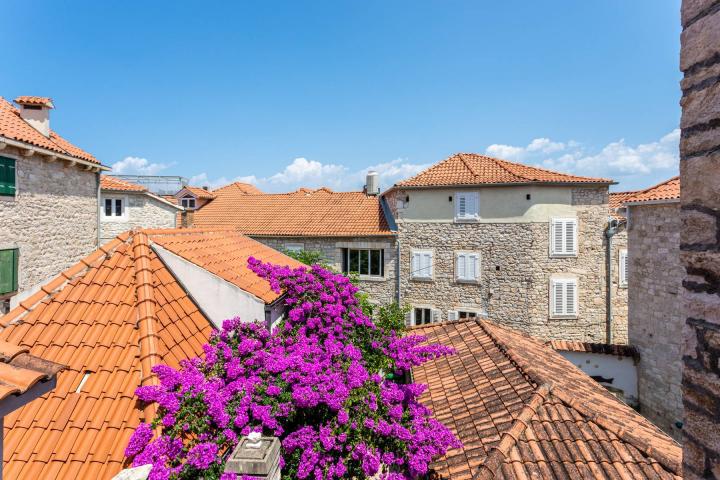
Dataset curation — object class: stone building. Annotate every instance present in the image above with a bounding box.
[99,175,183,241]
[679,0,720,476]
[624,177,683,440]
[192,185,398,304]
[0,96,106,310]
[383,153,628,343]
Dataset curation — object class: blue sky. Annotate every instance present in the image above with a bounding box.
[2,1,681,192]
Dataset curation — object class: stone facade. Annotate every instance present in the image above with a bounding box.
[394,186,627,343]
[0,148,98,299]
[253,236,398,305]
[100,191,179,242]
[627,202,683,440]
[680,0,720,477]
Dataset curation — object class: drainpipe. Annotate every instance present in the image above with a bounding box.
[396,238,401,305]
[96,172,101,246]
[605,218,620,344]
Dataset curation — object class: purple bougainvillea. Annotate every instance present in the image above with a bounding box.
[125,259,460,479]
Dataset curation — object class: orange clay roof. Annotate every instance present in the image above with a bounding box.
[213,181,263,195]
[193,188,394,237]
[394,153,613,188]
[100,175,146,192]
[624,177,680,204]
[0,230,214,479]
[179,186,216,200]
[148,228,303,303]
[13,96,54,108]
[547,339,638,358]
[0,97,99,164]
[0,341,64,402]
[411,319,681,480]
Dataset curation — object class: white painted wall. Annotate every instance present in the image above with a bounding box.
[557,350,638,406]
[394,186,578,223]
[152,244,281,328]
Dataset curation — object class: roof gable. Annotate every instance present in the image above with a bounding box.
[411,319,681,479]
[395,153,613,188]
[0,97,99,165]
[193,188,394,237]
[624,176,680,204]
[100,175,146,192]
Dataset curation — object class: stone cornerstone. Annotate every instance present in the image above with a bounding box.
[680,0,720,477]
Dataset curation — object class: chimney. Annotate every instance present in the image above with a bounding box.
[14,96,54,137]
[202,186,209,190]
[365,170,380,196]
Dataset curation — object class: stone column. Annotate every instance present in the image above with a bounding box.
[224,434,281,480]
[680,0,720,478]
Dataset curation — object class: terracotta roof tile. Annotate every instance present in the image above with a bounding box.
[624,177,680,204]
[0,97,99,164]
[148,228,303,303]
[411,319,681,479]
[100,176,146,192]
[213,181,263,195]
[193,188,393,237]
[0,342,64,401]
[394,153,613,188]
[13,96,54,108]
[180,186,216,200]
[547,340,639,358]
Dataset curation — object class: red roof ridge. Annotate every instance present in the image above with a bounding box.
[477,319,682,476]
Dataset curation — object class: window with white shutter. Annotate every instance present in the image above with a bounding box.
[412,307,434,326]
[550,278,578,317]
[619,249,628,287]
[411,250,433,279]
[550,218,578,256]
[455,192,479,221]
[455,251,480,282]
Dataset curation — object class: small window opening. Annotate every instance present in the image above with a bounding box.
[448,196,453,202]
[526,193,531,200]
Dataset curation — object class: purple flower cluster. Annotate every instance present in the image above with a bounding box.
[125,259,460,479]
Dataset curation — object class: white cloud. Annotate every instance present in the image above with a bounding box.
[485,130,680,188]
[189,157,429,193]
[110,156,173,175]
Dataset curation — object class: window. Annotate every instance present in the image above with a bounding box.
[455,252,480,282]
[342,248,384,277]
[455,192,479,221]
[410,250,433,279]
[0,249,18,295]
[412,307,438,326]
[550,278,578,317]
[285,243,305,253]
[448,309,480,321]
[0,156,16,197]
[550,218,578,256]
[181,196,197,209]
[619,249,628,287]
[101,197,125,220]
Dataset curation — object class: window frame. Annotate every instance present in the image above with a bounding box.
[342,247,385,279]
[410,306,439,326]
[0,248,19,296]
[455,251,481,283]
[550,277,579,318]
[0,155,17,198]
[100,195,128,222]
[454,191,480,222]
[619,249,628,288]
[410,249,434,280]
[180,196,197,210]
[549,217,578,257]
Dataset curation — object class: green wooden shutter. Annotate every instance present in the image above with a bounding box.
[0,157,16,196]
[0,249,18,295]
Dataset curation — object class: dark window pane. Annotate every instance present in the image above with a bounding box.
[359,250,369,275]
[105,199,112,216]
[370,250,381,276]
[349,249,360,273]
[115,199,122,216]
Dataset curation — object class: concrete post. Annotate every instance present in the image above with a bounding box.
[224,434,281,480]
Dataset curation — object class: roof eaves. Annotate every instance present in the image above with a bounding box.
[0,135,110,171]
[390,180,616,189]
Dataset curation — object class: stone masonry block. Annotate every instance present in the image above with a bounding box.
[682,0,720,27]
[681,152,720,208]
[681,76,720,128]
[681,9,720,72]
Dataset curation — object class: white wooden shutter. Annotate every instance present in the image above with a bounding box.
[431,309,441,323]
[457,194,467,218]
[565,281,576,315]
[551,218,578,255]
[456,192,479,219]
[405,309,413,326]
[552,220,564,254]
[619,250,628,286]
[447,310,458,321]
[422,252,433,278]
[552,280,564,316]
[411,252,420,278]
[469,253,480,281]
[456,253,467,280]
[551,279,578,316]
[565,219,577,254]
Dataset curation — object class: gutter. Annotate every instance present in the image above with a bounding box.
[604,219,620,344]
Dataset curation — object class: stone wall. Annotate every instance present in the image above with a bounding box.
[0,149,98,296]
[627,203,683,440]
[100,192,178,241]
[611,226,629,341]
[252,236,398,305]
[397,186,626,342]
[680,0,720,477]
